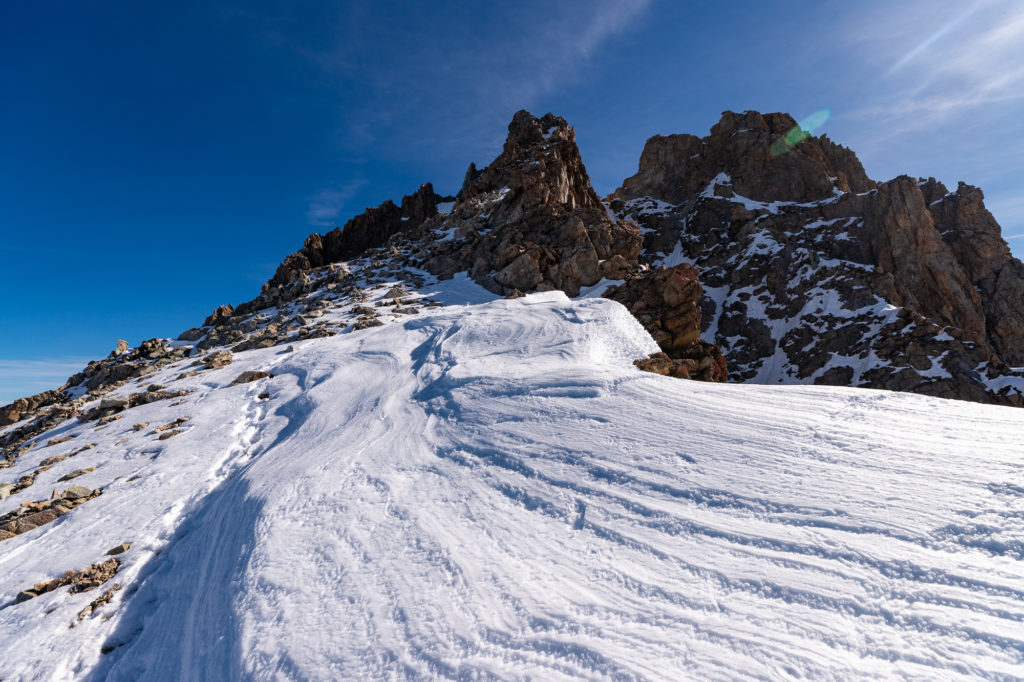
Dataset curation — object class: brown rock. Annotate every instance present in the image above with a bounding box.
[605,265,727,383]
[421,110,642,297]
[229,371,273,386]
[58,467,97,482]
[78,583,121,621]
[0,406,22,426]
[15,509,61,533]
[203,304,235,327]
[614,110,874,206]
[177,327,206,341]
[495,252,544,291]
[611,109,1024,404]
[204,351,233,369]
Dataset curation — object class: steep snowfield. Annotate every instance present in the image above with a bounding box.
[2,285,1024,680]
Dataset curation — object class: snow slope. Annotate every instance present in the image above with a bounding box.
[2,284,1024,680]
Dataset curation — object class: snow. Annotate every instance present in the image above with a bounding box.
[435,226,458,242]
[699,174,845,215]
[436,201,455,215]
[657,239,691,269]
[619,197,678,219]
[577,277,625,298]
[3,284,1024,680]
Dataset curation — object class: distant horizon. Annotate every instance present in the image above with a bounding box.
[3,0,1023,403]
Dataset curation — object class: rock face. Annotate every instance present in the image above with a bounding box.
[605,264,727,382]
[422,111,643,297]
[617,111,875,206]
[611,110,1024,405]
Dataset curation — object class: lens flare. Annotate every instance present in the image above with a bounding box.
[770,109,830,157]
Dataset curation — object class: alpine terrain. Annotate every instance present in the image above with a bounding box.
[2,110,1023,680]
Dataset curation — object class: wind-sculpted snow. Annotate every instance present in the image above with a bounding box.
[2,288,1024,680]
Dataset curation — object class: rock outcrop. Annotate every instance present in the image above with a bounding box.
[12,108,1017,415]
[605,264,727,382]
[267,183,449,291]
[421,111,643,296]
[612,110,1024,405]
[0,390,67,427]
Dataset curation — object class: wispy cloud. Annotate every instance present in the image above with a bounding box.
[886,3,987,75]
[849,0,1024,127]
[262,1,652,161]
[0,358,92,405]
[307,179,367,227]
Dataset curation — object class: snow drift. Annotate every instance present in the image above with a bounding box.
[2,281,1024,680]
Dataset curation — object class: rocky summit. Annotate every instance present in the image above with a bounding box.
[611,110,1024,405]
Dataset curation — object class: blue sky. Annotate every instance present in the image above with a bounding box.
[2,0,1023,403]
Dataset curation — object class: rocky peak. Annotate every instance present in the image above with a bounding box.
[614,110,874,205]
[614,110,1024,405]
[458,110,603,213]
[423,110,641,297]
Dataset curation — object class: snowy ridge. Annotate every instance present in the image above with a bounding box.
[2,271,1024,679]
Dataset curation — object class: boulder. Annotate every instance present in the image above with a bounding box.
[204,351,233,369]
[203,304,235,327]
[229,371,273,386]
[63,485,94,500]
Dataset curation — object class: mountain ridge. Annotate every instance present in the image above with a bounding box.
[3,107,1024,430]
[2,110,1024,680]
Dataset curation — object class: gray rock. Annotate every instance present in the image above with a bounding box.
[229,371,273,386]
[99,396,129,410]
[15,590,38,603]
[63,485,94,500]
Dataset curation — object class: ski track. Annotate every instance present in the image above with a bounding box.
[2,287,1024,680]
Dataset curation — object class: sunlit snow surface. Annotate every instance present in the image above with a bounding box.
[2,283,1024,680]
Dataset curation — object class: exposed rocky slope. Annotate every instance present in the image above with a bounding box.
[611,110,1024,405]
